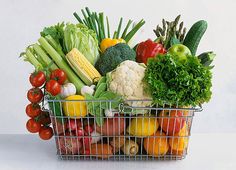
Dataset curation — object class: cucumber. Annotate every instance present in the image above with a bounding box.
[183,20,208,56]
[198,51,215,67]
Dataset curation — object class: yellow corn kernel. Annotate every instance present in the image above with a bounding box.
[66,48,101,85]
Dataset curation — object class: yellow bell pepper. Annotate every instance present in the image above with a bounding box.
[63,95,87,118]
[100,38,125,53]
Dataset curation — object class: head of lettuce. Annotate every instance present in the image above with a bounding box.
[64,23,99,65]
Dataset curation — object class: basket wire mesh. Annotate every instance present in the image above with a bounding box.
[45,99,201,161]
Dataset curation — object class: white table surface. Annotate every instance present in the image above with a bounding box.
[0,134,235,170]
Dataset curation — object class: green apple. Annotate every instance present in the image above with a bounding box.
[168,44,192,62]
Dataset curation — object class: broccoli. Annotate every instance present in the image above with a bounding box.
[95,43,136,75]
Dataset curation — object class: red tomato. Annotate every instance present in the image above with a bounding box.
[25,103,41,118]
[39,111,51,125]
[46,80,61,96]
[27,88,43,103]
[158,110,186,135]
[26,118,41,133]
[29,71,46,87]
[39,127,53,140]
[50,69,67,85]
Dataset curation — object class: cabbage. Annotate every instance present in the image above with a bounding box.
[64,23,99,65]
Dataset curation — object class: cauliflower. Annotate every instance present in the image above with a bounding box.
[107,60,152,107]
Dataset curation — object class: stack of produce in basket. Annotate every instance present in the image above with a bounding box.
[21,7,215,160]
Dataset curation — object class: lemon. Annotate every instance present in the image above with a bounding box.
[63,95,87,118]
[127,115,159,136]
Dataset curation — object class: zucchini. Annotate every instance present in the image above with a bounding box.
[183,20,208,56]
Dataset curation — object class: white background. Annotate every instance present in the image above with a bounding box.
[0,0,235,134]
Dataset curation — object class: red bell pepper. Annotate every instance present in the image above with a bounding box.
[136,39,166,64]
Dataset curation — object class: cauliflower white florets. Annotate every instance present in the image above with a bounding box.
[107,60,152,107]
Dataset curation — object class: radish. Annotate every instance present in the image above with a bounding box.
[66,119,82,132]
[57,135,82,155]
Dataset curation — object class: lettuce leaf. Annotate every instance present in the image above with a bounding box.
[64,23,99,65]
[40,22,65,53]
[144,54,212,106]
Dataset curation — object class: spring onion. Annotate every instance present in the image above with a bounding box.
[73,7,145,44]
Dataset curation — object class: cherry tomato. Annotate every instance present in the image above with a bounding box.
[39,126,53,140]
[29,71,46,87]
[27,88,43,103]
[26,118,41,133]
[25,103,41,118]
[50,69,67,85]
[39,111,51,125]
[46,80,61,96]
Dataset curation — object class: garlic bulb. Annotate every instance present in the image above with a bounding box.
[60,83,76,98]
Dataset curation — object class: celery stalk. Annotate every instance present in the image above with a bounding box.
[38,37,85,93]
[24,49,43,71]
[33,44,58,71]
[44,35,65,58]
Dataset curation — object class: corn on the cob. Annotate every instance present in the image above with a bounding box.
[66,48,101,85]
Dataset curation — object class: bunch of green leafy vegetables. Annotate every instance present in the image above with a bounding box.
[85,77,122,126]
[144,53,212,106]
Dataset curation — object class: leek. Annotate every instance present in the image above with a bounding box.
[38,37,85,93]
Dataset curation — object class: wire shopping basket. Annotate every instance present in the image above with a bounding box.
[45,98,202,161]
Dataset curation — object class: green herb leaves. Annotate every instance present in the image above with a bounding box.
[144,54,212,106]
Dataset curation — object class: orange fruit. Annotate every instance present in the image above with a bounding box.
[144,131,169,157]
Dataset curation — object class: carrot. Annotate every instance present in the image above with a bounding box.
[90,144,113,158]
